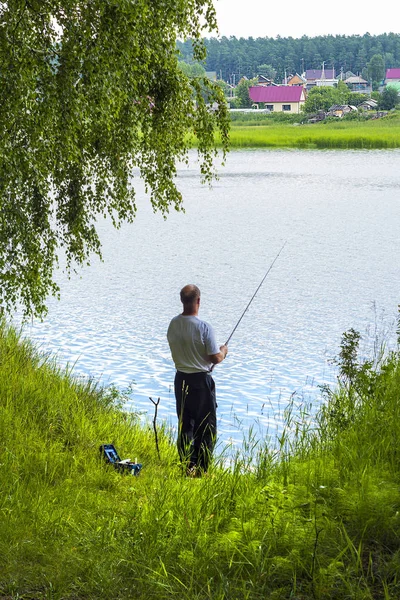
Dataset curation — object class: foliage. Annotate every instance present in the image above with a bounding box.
[234,77,258,108]
[215,78,231,97]
[367,53,385,84]
[229,112,304,126]
[302,86,341,113]
[3,319,400,599]
[0,1,229,318]
[333,328,363,389]
[302,83,369,114]
[335,80,350,104]
[348,92,369,107]
[178,61,206,78]
[372,80,381,91]
[340,110,374,121]
[257,63,277,80]
[379,86,400,110]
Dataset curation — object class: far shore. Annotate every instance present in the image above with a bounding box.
[209,111,400,149]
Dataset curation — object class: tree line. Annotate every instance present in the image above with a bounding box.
[177,32,400,84]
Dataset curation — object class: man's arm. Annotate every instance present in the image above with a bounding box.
[209,344,228,365]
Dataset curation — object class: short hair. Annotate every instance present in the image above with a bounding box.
[180,284,200,305]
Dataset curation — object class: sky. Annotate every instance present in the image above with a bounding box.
[213,0,400,39]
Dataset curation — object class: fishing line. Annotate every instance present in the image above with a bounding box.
[224,240,287,346]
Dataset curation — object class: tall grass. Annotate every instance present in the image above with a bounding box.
[212,112,400,149]
[1,319,400,599]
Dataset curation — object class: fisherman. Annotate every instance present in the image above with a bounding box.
[167,284,228,476]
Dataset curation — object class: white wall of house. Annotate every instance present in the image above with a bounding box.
[315,79,337,87]
[263,101,304,113]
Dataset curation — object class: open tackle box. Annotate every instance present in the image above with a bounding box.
[100,444,142,476]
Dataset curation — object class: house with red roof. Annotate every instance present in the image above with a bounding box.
[385,68,400,83]
[249,86,306,113]
[385,69,400,92]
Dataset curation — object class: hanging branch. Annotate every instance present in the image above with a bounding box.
[149,396,161,460]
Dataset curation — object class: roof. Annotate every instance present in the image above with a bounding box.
[249,86,304,103]
[359,99,378,107]
[386,68,400,80]
[305,68,334,80]
[344,76,368,84]
[284,73,307,84]
[257,75,279,87]
[386,82,400,91]
[327,105,357,114]
[329,104,351,111]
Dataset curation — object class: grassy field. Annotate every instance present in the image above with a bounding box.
[2,321,400,599]
[219,112,400,149]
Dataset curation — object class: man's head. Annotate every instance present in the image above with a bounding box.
[180,284,200,313]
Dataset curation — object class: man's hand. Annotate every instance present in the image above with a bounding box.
[209,344,228,365]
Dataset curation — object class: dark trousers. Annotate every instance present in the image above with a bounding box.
[174,370,217,472]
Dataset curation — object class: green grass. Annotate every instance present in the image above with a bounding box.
[217,112,400,149]
[2,321,400,599]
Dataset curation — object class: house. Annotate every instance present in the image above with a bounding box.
[358,99,378,111]
[249,86,306,113]
[304,68,335,89]
[327,104,357,117]
[344,76,371,93]
[285,73,307,87]
[385,68,400,85]
[315,75,338,88]
[257,74,278,86]
[384,68,400,94]
[340,70,357,81]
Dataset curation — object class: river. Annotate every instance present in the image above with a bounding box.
[21,148,400,448]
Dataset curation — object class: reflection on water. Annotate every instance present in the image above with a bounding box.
[21,149,400,447]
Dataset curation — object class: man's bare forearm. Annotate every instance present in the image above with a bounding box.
[209,344,228,365]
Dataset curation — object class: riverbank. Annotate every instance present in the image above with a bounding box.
[218,111,400,149]
[1,321,400,599]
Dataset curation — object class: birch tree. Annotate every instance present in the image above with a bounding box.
[0,1,229,317]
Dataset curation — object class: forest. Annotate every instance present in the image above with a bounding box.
[177,32,400,83]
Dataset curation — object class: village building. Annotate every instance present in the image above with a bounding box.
[256,74,278,86]
[384,68,400,93]
[304,68,336,89]
[340,70,357,81]
[327,104,357,118]
[283,73,307,87]
[358,99,378,111]
[344,75,371,93]
[249,85,306,113]
[385,68,400,85]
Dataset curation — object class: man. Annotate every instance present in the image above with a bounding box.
[167,284,228,475]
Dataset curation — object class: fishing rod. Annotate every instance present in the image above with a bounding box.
[224,240,287,347]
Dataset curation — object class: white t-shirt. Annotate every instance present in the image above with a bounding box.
[167,314,220,374]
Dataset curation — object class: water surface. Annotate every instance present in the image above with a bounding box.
[22,149,400,447]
